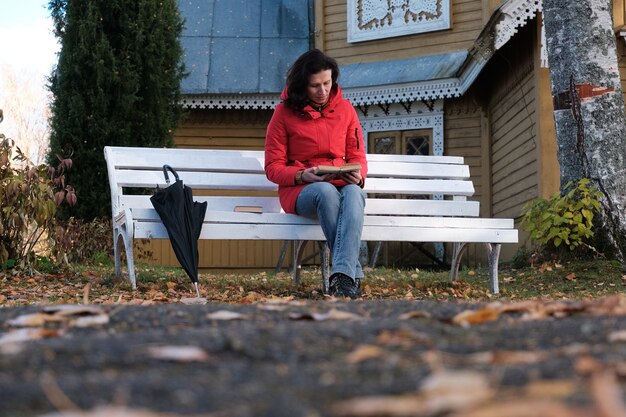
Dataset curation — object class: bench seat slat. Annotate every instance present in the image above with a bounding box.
[365,199,480,216]
[130,208,512,229]
[134,222,518,243]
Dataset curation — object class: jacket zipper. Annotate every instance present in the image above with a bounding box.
[355,128,359,149]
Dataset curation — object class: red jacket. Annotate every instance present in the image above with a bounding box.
[265,85,368,214]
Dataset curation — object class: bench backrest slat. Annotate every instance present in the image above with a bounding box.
[104,146,479,219]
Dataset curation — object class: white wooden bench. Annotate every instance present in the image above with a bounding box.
[104,146,518,294]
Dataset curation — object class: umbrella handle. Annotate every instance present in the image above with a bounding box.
[162,165,180,184]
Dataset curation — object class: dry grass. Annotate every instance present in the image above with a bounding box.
[1,257,624,307]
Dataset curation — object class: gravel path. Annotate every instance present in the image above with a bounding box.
[1,298,625,417]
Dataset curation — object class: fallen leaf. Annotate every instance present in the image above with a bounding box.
[587,295,626,316]
[575,355,604,375]
[608,330,626,343]
[42,305,105,317]
[490,350,548,365]
[6,313,60,327]
[456,400,590,417]
[377,329,431,348]
[452,306,500,327]
[0,328,64,354]
[256,304,287,311]
[331,370,492,416]
[590,370,626,417]
[525,379,577,399]
[398,310,432,320]
[83,281,92,304]
[346,345,385,364]
[331,393,428,416]
[419,370,493,413]
[147,345,210,363]
[180,297,208,305]
[206,310,249,320]
[70,314,110,328]
[288,308,364,321]
[565,272,577,281]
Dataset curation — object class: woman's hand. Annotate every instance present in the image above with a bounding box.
[340,170,363,186]
[301,167,328,183]
[300,167,363,185]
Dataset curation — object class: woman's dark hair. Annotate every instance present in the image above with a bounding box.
[284,49,339,110]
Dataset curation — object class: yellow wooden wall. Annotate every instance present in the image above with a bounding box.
[444,96,487,265]
[484,24,539,259]
[317,0,485,63]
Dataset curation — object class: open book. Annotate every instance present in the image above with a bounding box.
[313,162,361,175]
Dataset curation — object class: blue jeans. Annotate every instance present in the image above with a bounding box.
[295,182,366,280]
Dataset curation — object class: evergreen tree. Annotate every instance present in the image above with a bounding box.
[48,0,186,220]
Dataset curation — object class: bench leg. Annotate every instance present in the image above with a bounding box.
[450,242,501,294]
[319,242,331,294]
[291,240,307,286]
[485,243,501,295]
[369,241,383,268]
[114,225,137,290]
[113,228,122,278]
[449,242,469,283]
[275,241,289,272]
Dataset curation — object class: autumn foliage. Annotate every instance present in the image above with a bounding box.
[0,134,76,269]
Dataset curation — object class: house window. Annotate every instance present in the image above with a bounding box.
[367,128,444,266]
[368,129,432,155]
[347,0,452,43]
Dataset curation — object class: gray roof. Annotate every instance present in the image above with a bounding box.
[178,0,311,94]
[177,1,469,97]
[339,50,468,89]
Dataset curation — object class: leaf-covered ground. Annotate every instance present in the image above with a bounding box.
[1,258,624,307]
[1,259,626,416]
[2,294,626,416]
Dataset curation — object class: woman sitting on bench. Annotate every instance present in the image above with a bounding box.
[264,49,368,299]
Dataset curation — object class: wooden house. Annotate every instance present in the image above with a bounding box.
[143,0,626,271]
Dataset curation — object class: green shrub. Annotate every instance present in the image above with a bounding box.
[521,179,602,251]
[0,135,76,269]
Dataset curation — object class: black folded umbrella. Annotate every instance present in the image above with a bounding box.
[150,165,207,297]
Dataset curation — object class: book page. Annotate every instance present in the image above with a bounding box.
[314,163,361,175]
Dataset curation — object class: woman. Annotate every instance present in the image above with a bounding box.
[265,49,368,299]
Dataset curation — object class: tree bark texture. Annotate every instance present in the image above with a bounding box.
[543,0,626,263]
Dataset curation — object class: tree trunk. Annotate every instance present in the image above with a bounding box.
[543,0,626,263]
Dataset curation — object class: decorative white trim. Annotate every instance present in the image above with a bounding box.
[540,16,548,68]
[343,78,461,107]
[347,0,451,43]
[495,0,543,50]
[359,101,444,156]
[181,94,281,110]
